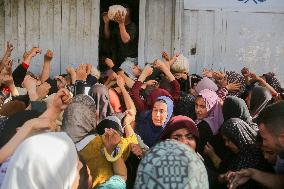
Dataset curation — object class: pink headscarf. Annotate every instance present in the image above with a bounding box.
[197,89,224,135]
[195,77,218,94]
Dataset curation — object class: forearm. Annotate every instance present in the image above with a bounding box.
[162,68,175,82]
[250,168,284,189]
[129,81,147,112]
[258,78,278,95]
[8,84,19,97]
[0,123,32,163]
[40,61,51,82]
[40,106,62,121]
[104,24,110,39]
[112,157,127,181]
[119,24,130,43]
[120,86,136,112]
[170,79,181,101]
[120,72,135,88]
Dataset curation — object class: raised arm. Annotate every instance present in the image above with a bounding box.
[103,12,111,40]
[40,50,53,82]
[130,66,153,112]
[115,10,131,43]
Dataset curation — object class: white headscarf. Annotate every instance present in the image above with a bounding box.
[1,132,78,189]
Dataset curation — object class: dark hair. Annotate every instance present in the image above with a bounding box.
[257,101,284,135]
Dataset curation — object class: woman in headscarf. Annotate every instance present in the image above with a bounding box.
[160,115,199,151]
[219,118,271,189]
[249,86,272,120]
[134,140,209,189]
[89,83,115,124]
[195,89,224,154]
[223,96,258,131]
[160,115,225,189]
[135,96,174,147]
[1,132,81,189]
[62,94,97,147]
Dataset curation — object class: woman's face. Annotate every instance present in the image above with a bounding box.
[170,128,197,151]
[222,135,239,154]
[152,101,168,127]
[195,97,208,120]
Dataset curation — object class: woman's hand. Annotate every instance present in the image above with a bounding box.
[102,128,121,154]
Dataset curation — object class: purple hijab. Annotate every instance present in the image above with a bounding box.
[196,89,224,135]
[195,77,218,94]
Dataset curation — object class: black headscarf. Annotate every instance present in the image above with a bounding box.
[223,96,258,130]
[262,73,282,93]
[221,118,270,176]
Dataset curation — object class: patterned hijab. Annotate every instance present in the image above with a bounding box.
[196,89,224,135]
[134,140,209,189]
[250,86,272,119]
[226,71,246,97]
[223,96,258,131]
[135,96,174,147]
[262,72,282,93]
[90,83,114,124]
[221,118,269,178]
[62,94,97,143]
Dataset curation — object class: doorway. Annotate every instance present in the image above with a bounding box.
[98,0,140,73]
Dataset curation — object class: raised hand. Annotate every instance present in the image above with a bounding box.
[29,47,41,57]
[52,88,72,111]
[5,42,14,57]
[241,67,250,77]
[226,82,242,92]
[116,75,126,88]
[44,50,53,62]
[114,10,126,24]
[76,64,88,81]
[161,51,170,61]
[103,12,110,24]
[130,143,144,158]
[102,128,121,154]
[202,69,213,78]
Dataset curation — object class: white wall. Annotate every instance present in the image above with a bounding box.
[0,0,100,77]
[182,0,284,85]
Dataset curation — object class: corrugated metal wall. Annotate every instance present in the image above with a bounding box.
[0,0,100,76]
[182,0,284,85]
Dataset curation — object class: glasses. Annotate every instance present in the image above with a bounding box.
[171,133,195,141]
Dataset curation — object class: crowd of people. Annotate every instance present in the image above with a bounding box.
[1,5,284,189]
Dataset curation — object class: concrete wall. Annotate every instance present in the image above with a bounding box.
[0,0,100,76]
[182,0,284,85]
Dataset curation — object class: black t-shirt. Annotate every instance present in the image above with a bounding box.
[112,22,138,62]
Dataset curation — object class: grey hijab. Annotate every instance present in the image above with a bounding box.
[62,94,97,143]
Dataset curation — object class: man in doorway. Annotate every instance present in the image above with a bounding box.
[103,4,138,71]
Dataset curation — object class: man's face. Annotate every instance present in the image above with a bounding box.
[259,123,284,158]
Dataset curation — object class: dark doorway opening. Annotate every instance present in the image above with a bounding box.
[98,0,140,74]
